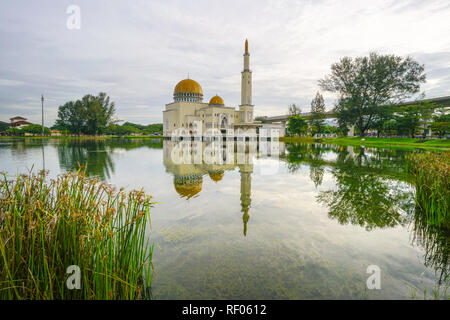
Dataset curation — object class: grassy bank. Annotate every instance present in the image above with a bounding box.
[322,137,450,150]
[0,170,154,299]
[0,135,163,140]
[280,136,450,150]
[407,152,449,226]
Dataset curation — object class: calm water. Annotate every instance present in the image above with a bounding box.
[0,138,448,299]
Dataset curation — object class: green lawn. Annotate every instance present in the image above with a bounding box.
[322,137,450,150]
[279,136,450,150]
[0,134,163,140]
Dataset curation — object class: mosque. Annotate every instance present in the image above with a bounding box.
[163,39,261,137]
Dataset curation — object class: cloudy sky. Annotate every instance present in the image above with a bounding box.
[0,0,449,126]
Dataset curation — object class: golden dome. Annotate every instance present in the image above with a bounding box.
[174,182,202,199]
[174,79,203,95]
[209,95,224,105]
[209,172,224,182]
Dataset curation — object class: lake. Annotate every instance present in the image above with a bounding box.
[0,138,447,299]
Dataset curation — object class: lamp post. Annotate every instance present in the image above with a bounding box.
[41,94,44,136]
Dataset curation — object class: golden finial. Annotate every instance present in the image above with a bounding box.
[245,39,248,54]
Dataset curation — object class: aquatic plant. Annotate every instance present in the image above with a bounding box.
[407,152,449,226]
[412,207,449,285]
[0,169,153,300]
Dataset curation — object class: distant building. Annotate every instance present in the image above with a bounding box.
[51,129,62,136]
[9,116,32,129]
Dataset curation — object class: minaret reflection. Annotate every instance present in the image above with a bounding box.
[237,140,255,236]
[163,139,256,236]
[239,166,252,236]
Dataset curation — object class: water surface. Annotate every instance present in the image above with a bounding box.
[0,138,447,299]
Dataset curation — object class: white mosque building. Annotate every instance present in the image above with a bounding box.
[163,39,262,137]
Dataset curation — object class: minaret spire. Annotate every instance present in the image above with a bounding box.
[240,38,252,110]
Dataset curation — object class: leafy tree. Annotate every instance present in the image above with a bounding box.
[54,100,85,134]
[430,107,450,138]
[6,127,23,136]
[288,103,301,116]
[83,93,116,134]
[370,105,395,137]
[254,116,267,123]
[319,52,426,136]
[105,122,162,136]
[144,123,163,133]
[310,92,326,134]
[287,115,308,136]
[54,93,116,135]
[394,103,434,138]
[0,123,9,133]
[22,124,51,135]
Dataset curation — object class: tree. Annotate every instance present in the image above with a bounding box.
[430,107,450,138]
[54,100,85,134]
[54,93,116,135]
[310,92,326,134]
[319,52,426,136]
[22,124,51,136]
[254,116,267,123]
[287,115,308,136]
[288,103,301,116]
[83,93,116,134]
[370,105,395,137]
[0,123,9,133]
[6,127,23,136]
[394,103,434,138]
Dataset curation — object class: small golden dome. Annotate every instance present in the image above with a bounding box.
[174,79,203,95]
[209,95,224,105]
[209,172,224,182]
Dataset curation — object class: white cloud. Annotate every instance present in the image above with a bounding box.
[0,0,449,125]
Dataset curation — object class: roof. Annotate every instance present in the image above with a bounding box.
[10,120,32,126]
[174,79,203,95]
[10,116,27,120]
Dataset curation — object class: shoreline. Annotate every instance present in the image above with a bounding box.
[280,136,450,150]
[0,135,164,140]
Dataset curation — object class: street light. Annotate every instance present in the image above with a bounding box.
[41,94,44,136]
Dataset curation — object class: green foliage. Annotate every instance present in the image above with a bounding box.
[288,103,301,116]
[370,105,395,137]
[319,52,426,136]
[287,115,308,136]
[394,103,434,138]
[431,107,450,138]
[0,123,9,132]
[55,92,116,135]
[310,92,326,133]
[105,122,163,136]
[0,170,154,299]
[21,124,51,135]
[254,116,267,124]
[5,127,23,136]
[407,152,449,226]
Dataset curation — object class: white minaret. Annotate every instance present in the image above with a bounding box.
[239,39,253,123]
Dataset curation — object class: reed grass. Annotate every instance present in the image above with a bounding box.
[407,152,449,226]
[0,169,154,300]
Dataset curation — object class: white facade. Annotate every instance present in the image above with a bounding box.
[163,40,259,137]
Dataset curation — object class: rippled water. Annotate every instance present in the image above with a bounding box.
[0,138,448,299]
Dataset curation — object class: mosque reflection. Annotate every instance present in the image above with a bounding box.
[163,140,283,236]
